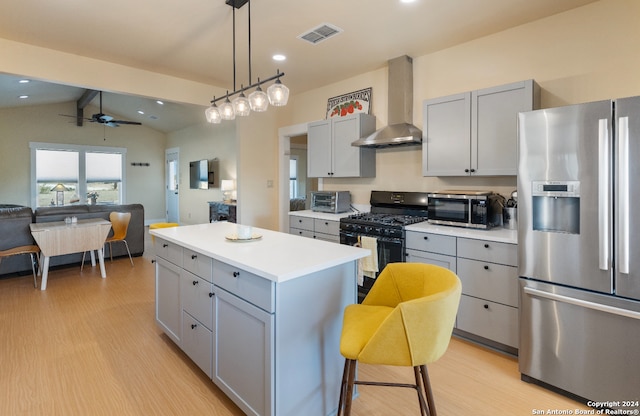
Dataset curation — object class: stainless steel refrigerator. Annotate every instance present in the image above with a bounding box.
[518,97,640,408]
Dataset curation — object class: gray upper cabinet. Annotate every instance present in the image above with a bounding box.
[308,113,376,178]
[422,80,539,176]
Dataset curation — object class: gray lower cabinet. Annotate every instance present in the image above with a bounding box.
[405,231,518,353]
[155,236,350,415]
[289,215,340,243]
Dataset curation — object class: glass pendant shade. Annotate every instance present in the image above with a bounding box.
[205,103,222,124]
[249,85,269,112]
[219,97,235,120]
[232,91,251,117]
[267,79,289,106]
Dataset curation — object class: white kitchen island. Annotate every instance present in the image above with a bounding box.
[150,222,369,416]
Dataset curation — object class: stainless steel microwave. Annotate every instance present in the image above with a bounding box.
[311,191,351,214]
[427,190,503,229]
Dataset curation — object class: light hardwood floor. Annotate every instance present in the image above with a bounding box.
[0,238,589,415]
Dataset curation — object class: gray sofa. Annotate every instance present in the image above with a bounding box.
[0,203,145,277]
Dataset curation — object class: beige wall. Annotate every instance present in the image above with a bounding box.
[285,0,640,207]
[2,0,640,230]
[0,101,167,220]
[166,121,237,225]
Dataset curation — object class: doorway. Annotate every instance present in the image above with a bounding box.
[165,148,179,223]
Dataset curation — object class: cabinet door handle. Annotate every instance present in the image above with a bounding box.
[325,222,329,225]
[192,280,198,285]
[209,292,214,298]
[151,259,156,264]
[484,304,489,309]
[464,168,470,173]
[163,244,168,248]
[484,265,489,270]
[191,254,197,260]
[423,236,429,240]
[191,324,197,329]
[233,271,240,277]
[484,243,490,248]
[470,169,476,173]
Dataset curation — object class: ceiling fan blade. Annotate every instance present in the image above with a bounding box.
[104,122,119,127]
[111,120,142,125]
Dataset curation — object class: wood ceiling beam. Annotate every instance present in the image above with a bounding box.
[76,89,99,127]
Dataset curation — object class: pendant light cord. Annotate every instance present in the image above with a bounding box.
[248,0,252,86]
[232,4,236,91]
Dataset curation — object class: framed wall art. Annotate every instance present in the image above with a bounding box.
[326,87,372,119]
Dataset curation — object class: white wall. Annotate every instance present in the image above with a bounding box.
[166,121,237,225]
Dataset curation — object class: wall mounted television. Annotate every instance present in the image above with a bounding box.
[189,158,219,189]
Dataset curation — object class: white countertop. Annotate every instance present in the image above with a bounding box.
[405,222,518,244]
[288,207,367,221]
[150,222,370,283]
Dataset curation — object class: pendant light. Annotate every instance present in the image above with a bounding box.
[205,99,222,124]
[249,79,269,112]
[232,86,251,116]
[267,72,289,106]
[205,0,287,122]
[219,93,235,120]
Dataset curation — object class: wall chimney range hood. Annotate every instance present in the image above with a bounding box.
[352,55,422,147]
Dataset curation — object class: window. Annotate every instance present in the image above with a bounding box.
[289,157,298,199]
[30,142,126,208]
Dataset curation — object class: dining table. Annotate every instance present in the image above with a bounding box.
[29,218,112,290]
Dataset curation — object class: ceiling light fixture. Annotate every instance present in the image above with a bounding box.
[205,0,288,124]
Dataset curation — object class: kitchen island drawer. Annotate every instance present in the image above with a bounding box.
[456,295,518,348]
[406,231,456,256]
[181,269,214,329]
[289,228,314,239]
[183,248,213,282]
[457,258,518,307]
[155,237,183,266]
[213,259,275,313]
[457,238,517,266]
[182,311,213,378]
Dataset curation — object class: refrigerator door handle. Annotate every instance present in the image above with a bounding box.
[523,287,640,320]
[618,116,630,274]
[598,118,610,271]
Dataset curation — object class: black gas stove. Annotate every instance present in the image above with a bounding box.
[339,191,430,302]
[340,191,429,238]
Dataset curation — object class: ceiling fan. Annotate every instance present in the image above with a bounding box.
[60,90,142,127]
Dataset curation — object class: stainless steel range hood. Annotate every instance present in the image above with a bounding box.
[352,55,422,147]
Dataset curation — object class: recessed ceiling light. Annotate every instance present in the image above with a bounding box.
[18,79,30,84]
[18,95,28,99]
[400,0,417,3]
[272,54,286,61]
[156,100,164,105]
[137,110,145,115]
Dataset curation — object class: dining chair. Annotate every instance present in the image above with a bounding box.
[337,262,462,416]
[105,211,134,266]
[0,245,40,288]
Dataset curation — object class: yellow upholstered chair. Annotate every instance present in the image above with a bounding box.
[0,245,40,288]
[105,212,133,266]
[337,263,462,416]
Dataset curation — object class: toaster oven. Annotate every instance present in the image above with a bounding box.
[311,191,351,214]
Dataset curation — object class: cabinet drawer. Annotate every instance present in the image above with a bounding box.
[182,311,213,378]
[183,248,213,282]
[213,260,274,313]
[181,270,214,329]
[457,238,517,266]
[456,258,518,307]
[406,249,457,273]
[406,231,456,256]
[457,295,518,348]
[155,237,183,266]
[290,227,314,239]
[314,219,340,235]
[289,216,314,231]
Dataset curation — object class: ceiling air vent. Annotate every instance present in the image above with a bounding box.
[298,23,343,45]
